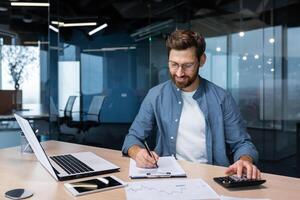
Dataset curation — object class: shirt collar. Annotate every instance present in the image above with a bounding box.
[171,76,206,100]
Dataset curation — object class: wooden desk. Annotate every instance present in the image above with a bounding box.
[0,141,299,200]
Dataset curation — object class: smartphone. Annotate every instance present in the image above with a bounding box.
[64,176,127,196]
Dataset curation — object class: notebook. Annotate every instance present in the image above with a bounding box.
[129,156,186,179]
[14,114,120,181]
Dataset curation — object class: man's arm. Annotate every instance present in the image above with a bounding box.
[122,90,159,168]
[222,92,260,179]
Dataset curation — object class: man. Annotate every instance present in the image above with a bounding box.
[122,30,261,179]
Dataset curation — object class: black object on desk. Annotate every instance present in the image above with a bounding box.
[213,175,266,188]
[5,188,33,199]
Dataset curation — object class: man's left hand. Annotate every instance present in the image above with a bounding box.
[225,155,261,179]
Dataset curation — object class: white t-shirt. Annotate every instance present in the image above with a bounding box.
[175,90,208,163]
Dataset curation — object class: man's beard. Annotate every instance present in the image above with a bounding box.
[170,72,198,89]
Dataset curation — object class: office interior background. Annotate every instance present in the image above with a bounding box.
[0,0,299,178]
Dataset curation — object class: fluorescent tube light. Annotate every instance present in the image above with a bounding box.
[0,6,8,12]
[49,25,59,33]
[83,46,136,52]
[24,41,49,45]
[51,21,97,27]
[51,21,64,26]
[88,23,108,35]
[11,2,49,7]
[62,22,97,27]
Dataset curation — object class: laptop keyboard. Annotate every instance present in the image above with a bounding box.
[50,154,94,174]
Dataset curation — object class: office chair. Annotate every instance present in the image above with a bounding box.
[66,95,106,143]
[58,96,78,142]
[62,96,78,121]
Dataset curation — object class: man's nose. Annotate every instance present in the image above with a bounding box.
[176,66,184,76]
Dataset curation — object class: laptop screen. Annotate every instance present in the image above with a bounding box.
[14,114,58,181]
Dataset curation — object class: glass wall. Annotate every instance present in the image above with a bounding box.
[0,0,49,148]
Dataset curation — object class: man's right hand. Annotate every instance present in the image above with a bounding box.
[128,145,159,168]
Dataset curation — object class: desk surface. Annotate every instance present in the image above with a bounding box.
[0,141,299,200]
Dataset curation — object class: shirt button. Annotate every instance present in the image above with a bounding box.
[175,119,178,122]
[170,136,174,140]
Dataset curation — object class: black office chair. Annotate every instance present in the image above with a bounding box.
[66,95,106,143]
[58,96,78,141]
[62,96,77,121]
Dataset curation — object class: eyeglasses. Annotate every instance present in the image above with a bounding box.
[168,61,197,71]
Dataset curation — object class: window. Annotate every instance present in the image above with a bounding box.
[1,45,40,104]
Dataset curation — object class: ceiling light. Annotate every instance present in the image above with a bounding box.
[51,21,97,27]
[239,31,245,37]
[270,68,274,72]
[216,47,221,52]
[24,41,49,45]
[0,7,8,11]
[88,23,108,35]
[49,25,59,33]
[269,38,275,44]
[11,2,49,7]
[83,46,136,52]
[61,22,97,27]
[51,21,64,26]
[242,56,247,61]
[254,54,259,59]
[23,15,33,23]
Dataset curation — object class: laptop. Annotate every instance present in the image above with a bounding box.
[14,114,120,181]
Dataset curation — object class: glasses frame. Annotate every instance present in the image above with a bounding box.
[168,60,198,72]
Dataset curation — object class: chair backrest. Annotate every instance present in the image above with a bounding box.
[86,95,105,122]
[64,96,77,118]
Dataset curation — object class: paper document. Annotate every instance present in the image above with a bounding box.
[125,178,219,200]
[220,196,270,200]
[129,156,186,178]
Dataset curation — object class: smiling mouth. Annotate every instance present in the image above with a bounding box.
[175,76,187,82]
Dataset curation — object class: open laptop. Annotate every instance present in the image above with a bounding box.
[14,114,120,181]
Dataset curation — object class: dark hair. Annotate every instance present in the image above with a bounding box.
[166,30,206,60]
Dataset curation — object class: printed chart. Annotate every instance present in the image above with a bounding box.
[126,178,219,200]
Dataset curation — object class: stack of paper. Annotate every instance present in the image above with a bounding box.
[129,156,186,178]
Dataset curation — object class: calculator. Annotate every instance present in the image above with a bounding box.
[213,175,266,188]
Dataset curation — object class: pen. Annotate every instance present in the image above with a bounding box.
[143,141,159,168]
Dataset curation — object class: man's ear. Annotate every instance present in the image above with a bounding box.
[199,53,206,67]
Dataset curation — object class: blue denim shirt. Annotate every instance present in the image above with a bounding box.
[122,77,258,166]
